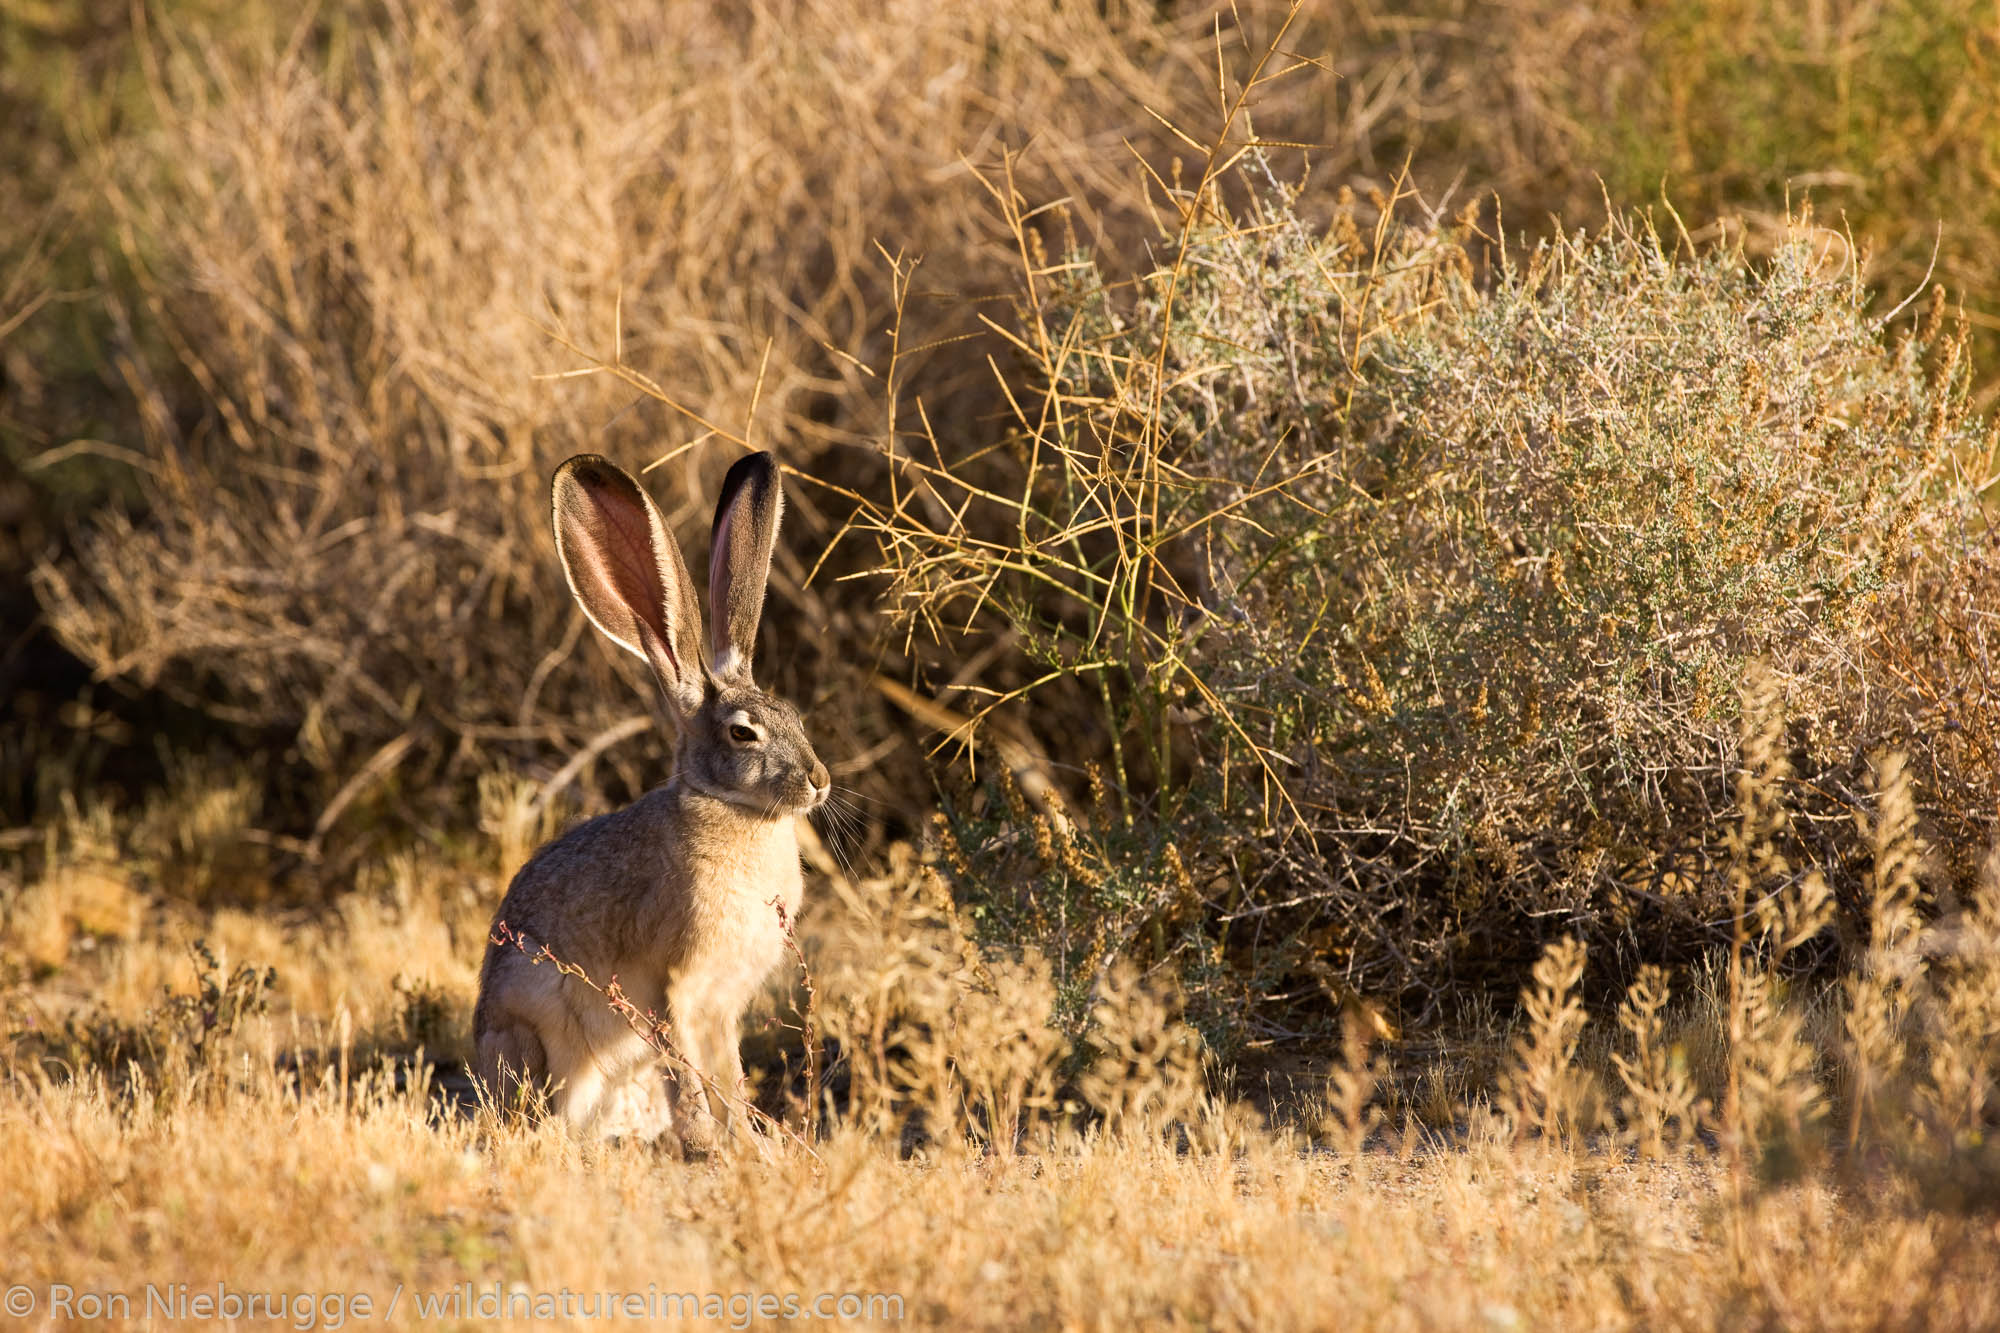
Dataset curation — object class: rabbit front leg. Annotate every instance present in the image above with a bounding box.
[669,1012,756,1152]
[707,1014,749,1136]
[663,1006,723,1154]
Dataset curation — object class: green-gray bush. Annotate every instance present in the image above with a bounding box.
[874,175,1984,1032]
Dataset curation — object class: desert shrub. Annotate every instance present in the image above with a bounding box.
[867,168,1985,1032]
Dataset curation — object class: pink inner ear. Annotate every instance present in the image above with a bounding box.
[573,477,679,672]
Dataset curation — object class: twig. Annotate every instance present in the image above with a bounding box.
[770,897,822,1141]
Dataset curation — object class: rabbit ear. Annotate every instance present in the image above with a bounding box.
[552,455,706,718]
[707,450,783,683]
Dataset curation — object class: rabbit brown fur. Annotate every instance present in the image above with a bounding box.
[473,451,827,1145]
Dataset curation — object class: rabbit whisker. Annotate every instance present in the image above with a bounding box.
[833,783,886,809]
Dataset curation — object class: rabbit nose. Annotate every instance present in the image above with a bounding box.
[809,761,829,790]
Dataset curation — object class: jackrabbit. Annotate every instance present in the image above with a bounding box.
[473,451,828,1145]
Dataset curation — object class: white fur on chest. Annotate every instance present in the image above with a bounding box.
[674,813,803,1008]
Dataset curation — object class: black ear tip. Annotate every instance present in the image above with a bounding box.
[722,450,777,487]
[716,451,779,513]
[556,454,635,498]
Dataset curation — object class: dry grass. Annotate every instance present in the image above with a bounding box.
[11,1076,1987,1332]
[8,736,2000,1329]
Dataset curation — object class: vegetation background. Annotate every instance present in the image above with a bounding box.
[7,1,2000,1327]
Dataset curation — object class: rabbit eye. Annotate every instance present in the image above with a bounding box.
[729,723,759,744]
